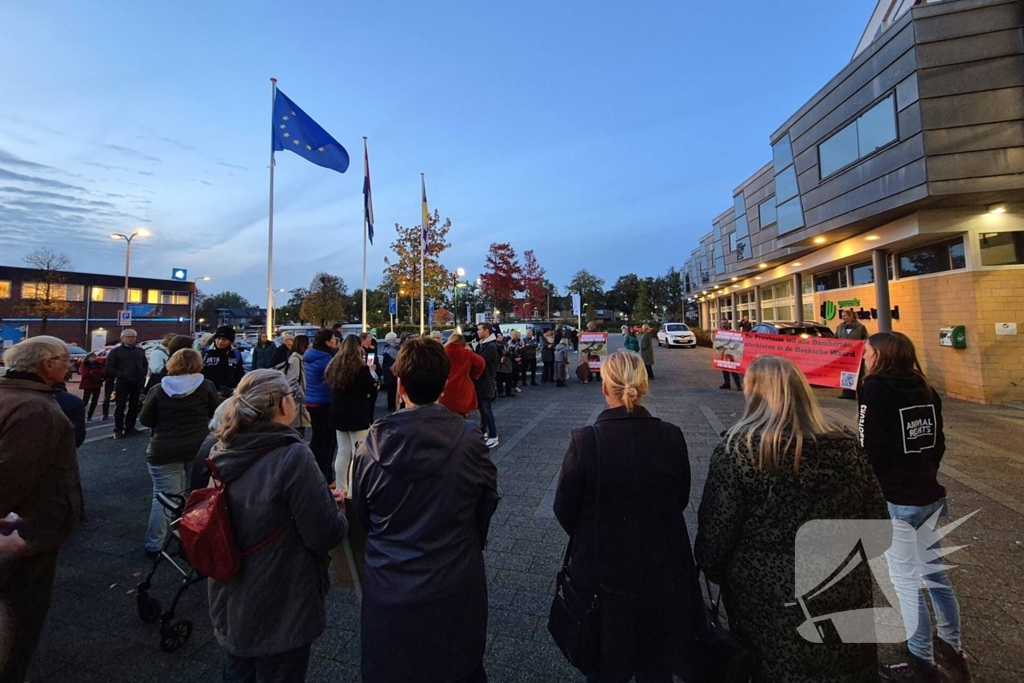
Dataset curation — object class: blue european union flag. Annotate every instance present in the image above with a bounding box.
[272,90,349,174]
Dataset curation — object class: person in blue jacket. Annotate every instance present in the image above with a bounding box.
[303,329,339,483]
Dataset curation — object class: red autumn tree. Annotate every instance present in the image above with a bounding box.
[520,249,547,318]
[479,242,522,316]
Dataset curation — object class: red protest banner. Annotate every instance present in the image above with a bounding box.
[712,330,865,390]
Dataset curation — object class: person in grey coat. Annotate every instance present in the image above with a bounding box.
[638,324,655,379]
[351,337,500,683]
[202,369,348,682]
[836,308,869,399]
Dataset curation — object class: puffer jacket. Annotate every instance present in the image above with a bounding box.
[105,343,148,383]
[206,424,348,657]
[140,374,219,465]
[303,345,335,406]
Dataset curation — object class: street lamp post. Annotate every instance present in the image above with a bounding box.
[452,267,465,328]
[110,228,149,324]
[268,288,285,330]
[192,276,210,336]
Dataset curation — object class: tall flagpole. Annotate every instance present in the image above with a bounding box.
[266,78,278,340]
[420,173,426,335]
[361,137,369,333]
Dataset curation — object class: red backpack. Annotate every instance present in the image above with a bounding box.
[180,450,294,580]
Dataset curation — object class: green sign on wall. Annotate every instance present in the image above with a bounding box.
[822,300,837,321]
[838,298,861,308]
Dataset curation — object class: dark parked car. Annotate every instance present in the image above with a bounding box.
[751,321,835,339]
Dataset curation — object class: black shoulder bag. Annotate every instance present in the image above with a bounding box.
[547,425,602,675]
[693,571,753,683]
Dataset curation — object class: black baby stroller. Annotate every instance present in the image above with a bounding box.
[135,491,205,652]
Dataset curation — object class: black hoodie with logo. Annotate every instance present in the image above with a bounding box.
[858,371,946,506]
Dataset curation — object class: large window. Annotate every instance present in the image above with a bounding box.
[818,95,897,178]
[91,286,144,303]
[0,281,9,299]
[760,281,793,322]
[21,283,84,301]
[980,231,1024,266]
[777,197,805,234]
[897,237,966,278]
[775,167,799,203]
[758,197,777,228]
[814,268,848,292]
[148,290,190,305]
[773,133,806,235]
[850,261,875,286]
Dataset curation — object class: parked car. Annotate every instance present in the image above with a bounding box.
[751,321,836,339]
[656,323,697,348]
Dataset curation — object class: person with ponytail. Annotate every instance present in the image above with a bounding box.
[695,355,886,683]
[202,369,348,682]
[859,331,968,682]
[553,350,702,682]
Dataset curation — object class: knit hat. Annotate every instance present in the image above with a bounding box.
[213,326,236,342]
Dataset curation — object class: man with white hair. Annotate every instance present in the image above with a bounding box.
[104,328,149,439]
[0,335,83,681]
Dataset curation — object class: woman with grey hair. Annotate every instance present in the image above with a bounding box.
[199,370,348,680]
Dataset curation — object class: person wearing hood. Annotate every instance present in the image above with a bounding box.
[145,332,177,394]
[202,369,348,681]
[139,349,219,558]
[202,326,246,397]
[303,329,339,483]
[695,355,887,683]
[859,332,968,682]
[351,337,499,683]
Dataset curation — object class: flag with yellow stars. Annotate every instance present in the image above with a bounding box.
[272,89,349,174]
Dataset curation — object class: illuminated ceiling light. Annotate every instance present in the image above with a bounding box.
[988,203,1008,214]
[865,235,880,241]
[757,263,768,269]
[813,237,827,244]
[730,277,738,281]
[713,285,720,289]
[793,262,802,267]
[755,276,762,280]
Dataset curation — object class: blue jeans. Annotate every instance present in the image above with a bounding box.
[478,399,496,439]
[885,498,962,663]
[145,462,188,553]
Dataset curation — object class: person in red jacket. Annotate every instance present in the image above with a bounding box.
[78,352,106,421]
[439,334,486,418]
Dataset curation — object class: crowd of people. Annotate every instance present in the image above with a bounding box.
[0,324,968,683]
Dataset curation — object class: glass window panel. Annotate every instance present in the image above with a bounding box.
[802,278,812,296]
[773,135,793,173]
[777,197,805,234]
[897,238,964,278]
[65,285,84,302]
[128,288,144,303]
[858,96,897,157]
[775,305,792,320]
[850,261,875,286]
[804,303,814,321]
[735,214,749,239]
[0,281,9,298]
[761,306,775,321]
[950,240,965,270]
[729,233,737,251]
[735,237,749,261]
[775,166,799,202]
[715,257,725,273]
[734,194,746,217]
[814,269,847,291]
[819,123,859,178]
[775,281,792,298]
[758,198,777,227]
[147,290,160,304]
[713,224,724,259]
[980,231,1024,266]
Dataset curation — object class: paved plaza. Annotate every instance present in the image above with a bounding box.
[28,339,1024,682]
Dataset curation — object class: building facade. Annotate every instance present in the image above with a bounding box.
[0,265,195,348]
[682,0,1024,404]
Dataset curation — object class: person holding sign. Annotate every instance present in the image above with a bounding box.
[835,309,868,399]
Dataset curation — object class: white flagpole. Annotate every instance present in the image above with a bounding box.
[266,77,278,340]
[420,172,426,335]
[361,136,369,333]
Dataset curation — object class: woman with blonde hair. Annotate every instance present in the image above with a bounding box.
[139,349,219,558]
[695,355,887,683]
[203,369,347,681]
[324,335,376,493]
[553,350,701,682]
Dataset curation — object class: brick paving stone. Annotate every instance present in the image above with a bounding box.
[28,337,1024,681]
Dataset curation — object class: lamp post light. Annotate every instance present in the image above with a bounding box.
[110,228,149,322]
[452,267,466,328]
[192,276,210,335]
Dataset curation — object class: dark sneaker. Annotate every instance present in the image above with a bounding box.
[880,658,941,683]
[934,638,971,683]
[113,431,125,440]
[718,384,731,390]
[144,548,160,560]
[124,427,143,437]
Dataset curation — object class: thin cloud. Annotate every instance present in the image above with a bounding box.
[216,160,248,171]
[103,143,162,164]
[0,149,58,173]
[0,168,87,192]
[83,161,134,173]
[138,171,156,176]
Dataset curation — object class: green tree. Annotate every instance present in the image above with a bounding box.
[567,269,605,323]
[383,210,453,325]
[300,273,347,328]
[662,267,685,321]
[606,274,641,317]
[635,280,653,323]
[19,248,72,334]
[276,288,308,324]
[196,291,252,328]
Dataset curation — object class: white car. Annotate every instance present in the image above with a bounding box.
[657,323,697,348]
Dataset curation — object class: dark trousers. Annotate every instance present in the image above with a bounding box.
[386,383,398,412]
[478,399,496,439]
[645,364,654,379]
[368,388,379,423]
[497,372,514,396]
[114,379,142,432]
[541,358,554,382]
[307,405,335,484]
[82,387,101,419]
[520,358,537,385]
[0,547,60,683]
[222,641,312,683]
[102,379,114,418]
[454,662,488,683]
[721,370,743,388]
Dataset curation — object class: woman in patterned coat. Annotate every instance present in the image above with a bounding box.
[695,355,888,683]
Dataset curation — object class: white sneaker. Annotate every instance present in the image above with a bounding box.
[485,437,499,449]
[515,387,522,393]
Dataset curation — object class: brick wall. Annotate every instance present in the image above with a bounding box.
[812,269,1024,404]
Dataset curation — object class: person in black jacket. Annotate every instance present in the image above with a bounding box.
[359,332,380,422]
[203,326,246,397]
[139,349,219,558]
[540,329,556,383]
[859,331,968,682]
[53,381,86,447]
[351,337,499,683]
[519,329,539,386]
[474,323,500,448]
[105,328,149,438]
[554,349,702,682]
[324,336,377,493]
